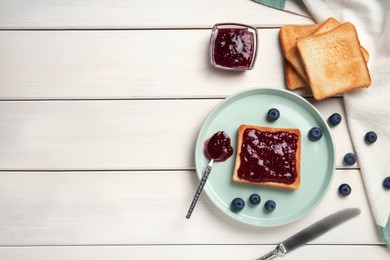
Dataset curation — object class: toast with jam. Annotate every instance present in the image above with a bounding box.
[232,124,301,190]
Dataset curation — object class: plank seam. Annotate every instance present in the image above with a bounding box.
[0,27,281,32]
[0,243,385,247]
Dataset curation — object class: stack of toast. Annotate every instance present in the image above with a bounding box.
[280,17,371,100]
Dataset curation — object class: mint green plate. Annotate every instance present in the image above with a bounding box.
[195,88,335,227]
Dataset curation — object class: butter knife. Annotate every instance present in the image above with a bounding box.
[257,208,361,260]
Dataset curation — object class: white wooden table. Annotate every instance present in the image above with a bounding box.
[0,1,388,259]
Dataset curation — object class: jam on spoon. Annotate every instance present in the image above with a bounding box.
[186,131,233,219]
[205,131,234,162]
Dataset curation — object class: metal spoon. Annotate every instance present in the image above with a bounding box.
[186,131,232,219]
[185,159,214,219]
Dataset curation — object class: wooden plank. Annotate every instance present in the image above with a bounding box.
[0,98,354,170]
[0,170,381,245]
[0,1,313,29]
[0,245,388,259]
[0,29,314,99]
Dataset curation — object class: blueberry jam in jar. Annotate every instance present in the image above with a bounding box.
[210,23,258,71]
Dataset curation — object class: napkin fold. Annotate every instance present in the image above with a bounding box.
[253,0,390,248]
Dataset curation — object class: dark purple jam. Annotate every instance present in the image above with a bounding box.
[213,28,255,69]
[205,131,233,162]
[237,128,299,184]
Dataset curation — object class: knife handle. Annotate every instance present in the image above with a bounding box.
[256,247,279,260]
[256,244,287,260]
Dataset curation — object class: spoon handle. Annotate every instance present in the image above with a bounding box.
[186,159,214,219]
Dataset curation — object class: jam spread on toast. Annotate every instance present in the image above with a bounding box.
[237,128,299,184]
[213,28,255,69]
[205,131,233,162]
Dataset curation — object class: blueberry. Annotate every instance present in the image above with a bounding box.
[231,198,245,212]
[264,200,276,212]
[365,131,377,144]
[343,153,356,166]
[308,127,323,141]
[249,193,261,206]
[328,113,342,126]
[383,177,390,190]
[338,183,352,196]
[266,108,280,122]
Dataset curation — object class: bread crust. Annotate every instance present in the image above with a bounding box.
[312,17,369,63]
[279,24,320,54]
[281,18,370,92]
[284,60,308,90]
[280,24,319,89]
[232,124,301,190]
[312,17,340,35]
[285,18,343,82]
[297,22,371,100]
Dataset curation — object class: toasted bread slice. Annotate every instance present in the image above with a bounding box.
[360,45,370,62]
[286,18,370,84]
[285,18,344,81]
[285,48,307,83]
[280,24,319,89]
[285,60,308,90]
[290,18,343,80]
[280,24,320,54]
[232,124,301,190]
[297,22,371,100]
[312,17,340,35]
[312,17,369,62]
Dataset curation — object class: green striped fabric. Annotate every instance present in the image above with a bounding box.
[252,0,286,10]
[252,0,311,17]
[378,218,390,248]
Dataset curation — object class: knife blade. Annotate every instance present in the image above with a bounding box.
[256,208,361,260]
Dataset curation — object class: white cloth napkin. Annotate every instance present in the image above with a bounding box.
[253,0,390,247]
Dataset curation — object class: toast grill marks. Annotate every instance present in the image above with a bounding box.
[233,125,301,190]
[297,22,371,100]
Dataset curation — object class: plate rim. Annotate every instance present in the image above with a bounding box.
[194,87,336,227]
